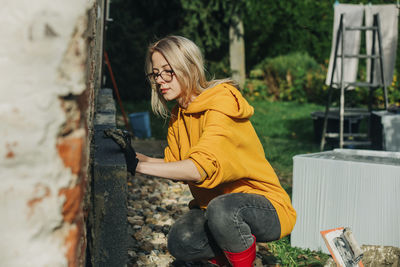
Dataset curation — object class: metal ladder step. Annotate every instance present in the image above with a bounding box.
[342,140,372,146]
[346,81,383,88]
[331,82,382,88]
[345,26,378,31]
[325,133,369,138]
[337,54,380,59]
[325,108,371,117]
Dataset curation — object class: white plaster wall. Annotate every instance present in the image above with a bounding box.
[0,1,93,266]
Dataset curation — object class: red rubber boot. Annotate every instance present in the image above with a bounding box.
[224,236,256,267]
[208,253,230,266]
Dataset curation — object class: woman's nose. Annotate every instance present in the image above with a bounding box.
[155,75,164,84]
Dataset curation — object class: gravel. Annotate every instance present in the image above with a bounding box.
[127,172,208,266]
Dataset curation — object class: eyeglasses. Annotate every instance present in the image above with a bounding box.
[147,70,174,84]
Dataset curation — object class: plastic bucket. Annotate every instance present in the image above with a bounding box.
[129,112,151,138]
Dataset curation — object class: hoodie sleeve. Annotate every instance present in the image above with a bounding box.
[164,113,180,162]
[188,110,247,188]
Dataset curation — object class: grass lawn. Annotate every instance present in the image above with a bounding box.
[121,99,331,266]
[249,100,322,187]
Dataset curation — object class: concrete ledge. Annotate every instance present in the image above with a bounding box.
[90,88,128,267]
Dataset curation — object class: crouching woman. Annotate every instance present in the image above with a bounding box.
[111,35,296,267]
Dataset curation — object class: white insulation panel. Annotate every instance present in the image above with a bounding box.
[291,149,400,253]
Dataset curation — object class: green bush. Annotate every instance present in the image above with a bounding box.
[244,51,400,108]
[387,72,400,107]
[329,69,400,109]
[244,52,328,103]
[370,70,400,109]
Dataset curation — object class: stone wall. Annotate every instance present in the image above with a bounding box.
[0,0,105,266]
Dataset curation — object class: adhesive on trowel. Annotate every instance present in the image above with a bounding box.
[321,227,364,267]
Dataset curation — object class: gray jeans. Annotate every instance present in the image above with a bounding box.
[167,193,281,261]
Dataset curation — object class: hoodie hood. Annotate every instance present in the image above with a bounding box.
[184,83,254,119]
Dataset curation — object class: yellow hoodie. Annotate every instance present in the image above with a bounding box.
[164,83,296,238]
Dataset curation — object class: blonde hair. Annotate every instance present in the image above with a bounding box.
[145,35,237,118]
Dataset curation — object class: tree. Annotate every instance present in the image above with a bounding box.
[229,14,246,87]
[104,0,399,101]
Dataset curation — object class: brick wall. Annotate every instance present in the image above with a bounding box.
[0,0,105,266]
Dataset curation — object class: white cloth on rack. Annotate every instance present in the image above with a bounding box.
[365,4,399,87]
[325,4,365,88]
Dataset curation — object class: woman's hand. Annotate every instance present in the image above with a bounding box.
[103,128,138,175]
[136,152,164,163]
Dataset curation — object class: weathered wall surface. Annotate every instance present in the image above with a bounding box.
[0,0,104,266]
[91,88,128,267]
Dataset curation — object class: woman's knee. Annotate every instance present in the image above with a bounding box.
[167,209,208,260]
[206,194,237,237]
[167,223,197,260]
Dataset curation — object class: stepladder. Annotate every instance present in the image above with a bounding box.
[320,12,388,151]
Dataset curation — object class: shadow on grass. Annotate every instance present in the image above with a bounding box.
[284,116,316,143]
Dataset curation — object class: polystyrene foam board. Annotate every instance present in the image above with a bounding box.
[291,149,400,253]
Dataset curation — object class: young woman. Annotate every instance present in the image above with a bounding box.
[107,35,296,267]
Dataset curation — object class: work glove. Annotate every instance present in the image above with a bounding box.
[104,128,139,175]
